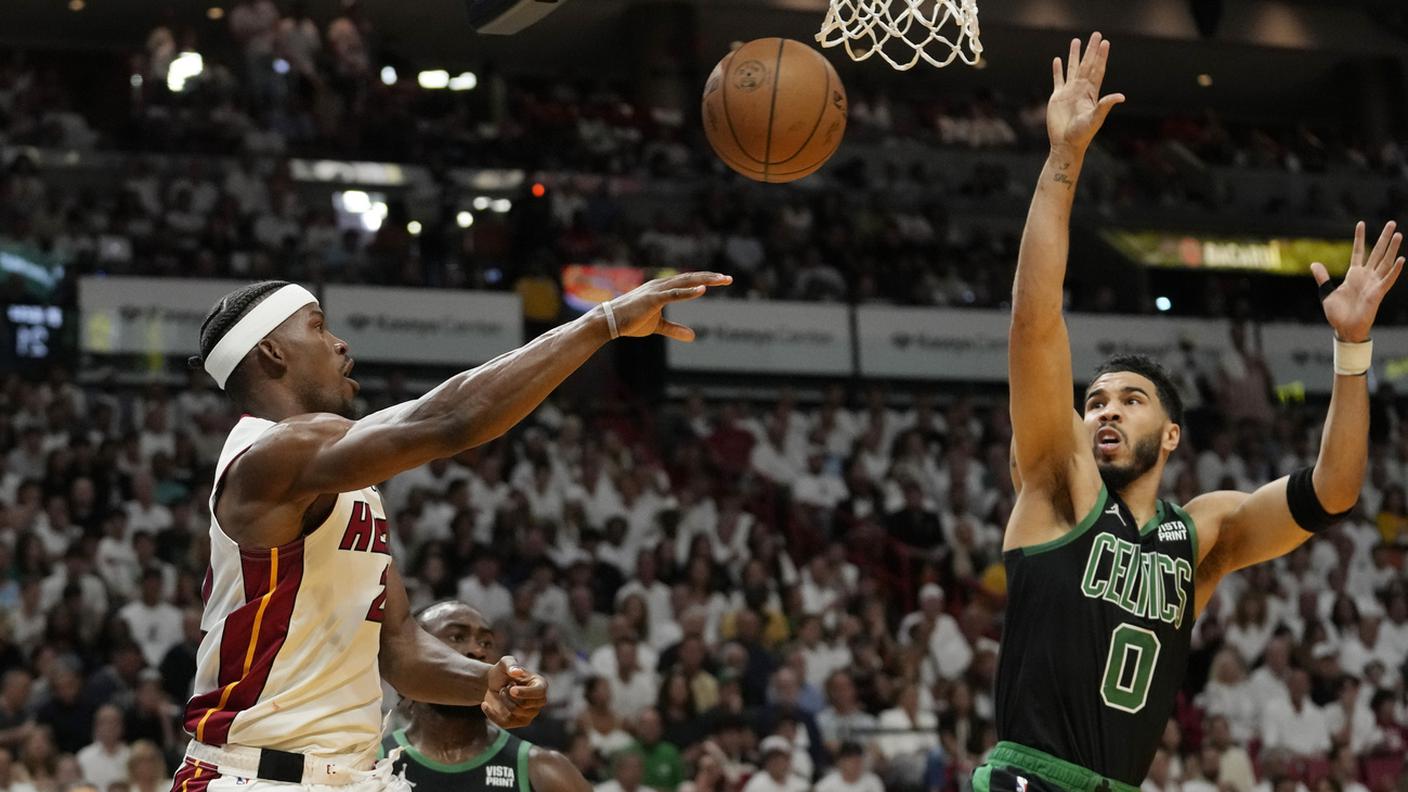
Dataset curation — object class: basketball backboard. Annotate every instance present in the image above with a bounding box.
[466,0,570,35]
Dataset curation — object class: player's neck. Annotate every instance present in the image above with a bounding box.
[1114,469,1164,528]
[407,711,493,761]
[239,389,313,423]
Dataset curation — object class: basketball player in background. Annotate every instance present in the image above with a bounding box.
[383,601,591,792]
[981,32,1403,792]
[174,271,730,792]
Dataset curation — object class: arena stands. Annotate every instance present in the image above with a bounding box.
[4,9,1408,323]
[1,367,1406,791]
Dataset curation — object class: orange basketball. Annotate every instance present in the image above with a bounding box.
[702,38,848,184]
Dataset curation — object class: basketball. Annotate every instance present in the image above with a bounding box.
[702,38,848,184]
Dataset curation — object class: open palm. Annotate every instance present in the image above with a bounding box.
[611,272,732,341]
[1047,32,1125,153]
[1315,220,1404,343]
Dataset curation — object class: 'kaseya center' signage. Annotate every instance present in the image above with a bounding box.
[79,277,521,366]
[666,300,852,375]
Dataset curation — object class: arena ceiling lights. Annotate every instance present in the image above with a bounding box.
[166,52,203,92]
[416,70,478,91]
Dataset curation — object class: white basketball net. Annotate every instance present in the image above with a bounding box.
[817,0,983,71]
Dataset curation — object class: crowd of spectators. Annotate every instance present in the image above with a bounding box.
[6,9,1408,184]
[0,140,1027,310]
[0,361,1406,792]
[1,3,1407,320]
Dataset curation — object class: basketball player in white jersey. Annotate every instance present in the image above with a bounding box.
[174,271,731,792]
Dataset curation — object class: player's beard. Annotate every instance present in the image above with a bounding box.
[333,394,357,420]
[1097,430,1161,492]
[296,377,357,419]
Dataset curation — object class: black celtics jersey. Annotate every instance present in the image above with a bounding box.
[383,727,532,792]
[994,485,1198,785]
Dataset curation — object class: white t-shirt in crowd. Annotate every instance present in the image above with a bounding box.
[801,642,852,691]
[126,501,174,535]
[118,599,185,667]
[456,577,514,626]
[926,614,973,681]
[1323,700,1382,755]
[741,771,809,792]
[608,668,660,720]
[815,770,885,792]
[1247,667,1290,710]
[1260,697,1331,757]
[96,537,142,599]
[76,742,131,791]
[875,707,939,760]
[793,471,848,510]
[1198,680,1260,743]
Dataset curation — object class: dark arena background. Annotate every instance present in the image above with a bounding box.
[1,1,1408,791]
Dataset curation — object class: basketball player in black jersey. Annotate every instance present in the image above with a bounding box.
[383,601,591,792]
[981,31,1404,792]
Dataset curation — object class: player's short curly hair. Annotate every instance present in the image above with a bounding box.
[1091,354,1185,427]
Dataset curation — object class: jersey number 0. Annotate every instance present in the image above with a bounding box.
[1099,624,1161,713]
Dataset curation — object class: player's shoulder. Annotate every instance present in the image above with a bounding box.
[1182,489,1246,527]
[241,411,353,457]
[526,744,568,767]
[1181,489,1248,568]
[224,411,353,493]
[527,745,591,792]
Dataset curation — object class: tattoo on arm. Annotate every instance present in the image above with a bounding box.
[1051,161,1075,188]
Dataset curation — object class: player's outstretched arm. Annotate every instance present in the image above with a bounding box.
[1009,33,1124,487]
[378,561,548,727]
[235,272,730,501]
[528,747,594,792]
[1190,221,1403,613]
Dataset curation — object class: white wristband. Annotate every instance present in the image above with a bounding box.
[601,300,620,340]
[1333,336,1372,376]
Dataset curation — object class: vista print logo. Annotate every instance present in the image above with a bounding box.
[484,766,515,788]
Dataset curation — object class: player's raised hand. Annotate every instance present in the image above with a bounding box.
[608,271,733,342]
[1314,220,1404,343]
[481,656,549,729]
[1047,32,1125,155]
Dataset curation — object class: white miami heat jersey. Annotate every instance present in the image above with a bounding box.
[184,415,393,758]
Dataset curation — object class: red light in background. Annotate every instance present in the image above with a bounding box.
[531,183,546,198]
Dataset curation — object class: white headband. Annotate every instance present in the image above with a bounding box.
[204,284,318,389]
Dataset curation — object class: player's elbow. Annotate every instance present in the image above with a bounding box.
[377,613,422,693]
[378,634,408,685]
[1317,490,1358,516]
[379,650,439,703]
[1309,470,1359,515]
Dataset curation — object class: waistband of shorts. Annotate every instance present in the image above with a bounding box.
[987,742,1140,792]
[185,741,392,787]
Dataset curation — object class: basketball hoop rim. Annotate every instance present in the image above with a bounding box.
[816,0,984,72]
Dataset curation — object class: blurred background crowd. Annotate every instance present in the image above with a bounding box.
[2,1,1408,323]
[1,368,1407,792]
